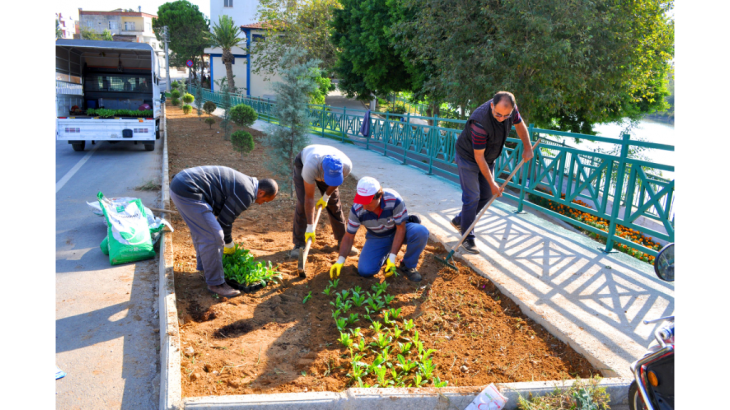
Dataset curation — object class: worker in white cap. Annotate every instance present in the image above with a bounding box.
[329,176,428,282]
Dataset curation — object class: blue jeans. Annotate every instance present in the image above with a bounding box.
[357,222,429,277]
[454,154,495,241]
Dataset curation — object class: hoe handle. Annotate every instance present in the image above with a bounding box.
[299,205,325,273]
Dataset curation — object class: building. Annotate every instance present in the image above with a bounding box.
[76,7,169,78]
[206,1,283,98]
[55,13,75,39]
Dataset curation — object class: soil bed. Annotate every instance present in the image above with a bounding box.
[166,103,600,398]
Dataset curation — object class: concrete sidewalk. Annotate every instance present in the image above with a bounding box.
[248,119,674,379]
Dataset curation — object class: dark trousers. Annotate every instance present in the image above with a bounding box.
[454,154,495,241]
[292,153,347,247]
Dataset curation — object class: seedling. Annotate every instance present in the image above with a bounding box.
[380,346,391,363]
[351,292,367,307]
[346,313,359,326]
[352,286,362,294]
[329,294,343,307]
[332,309,341,320]
[366,298,380,311]
[349,327,362,338]
[433,376,448,388]
[339,289,351,301]
[373,332,391,349]
[398,341,412,355]
[384,294,395,305]
[403,319,415,332]
[322,287,333,296]
[355,337,367,352]
[392,325,403,340]
[383,311,392,325]
[412,330,420,344]
[421,348,436,360]
[338,332,353,349]
[374,366,388,387]
[396,354,417,373]
[303,291,312,304]
[372,282,389,294]
[335,317,347,332]
[329,279,340,289]
[413,372,427,387]
[418,358,436,379]
[370,321,383,333]
[388,307,402,320]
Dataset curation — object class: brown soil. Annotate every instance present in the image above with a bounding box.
[165,104,600,398]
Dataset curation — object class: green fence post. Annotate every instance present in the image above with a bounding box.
[341,107,347,142]
[516,123,534,213]
[603,133,630,253]
[267,98,270,123]
[427,120,435,175]
[402,112,410,164]
[321,106,326,138]
[383,112,390,157]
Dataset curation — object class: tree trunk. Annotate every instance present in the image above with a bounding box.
[426,102,440,127]
[223,49,235,93]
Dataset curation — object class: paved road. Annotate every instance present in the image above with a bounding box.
[56,138,163,409]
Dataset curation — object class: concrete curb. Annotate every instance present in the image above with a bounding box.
[160,104,183,410]
[183,378,630,409]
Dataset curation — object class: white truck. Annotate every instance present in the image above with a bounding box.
[56,40,163,152]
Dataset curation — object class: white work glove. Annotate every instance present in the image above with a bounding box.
[223,241,235,255]
[305,224,316,244]
[384,253,397,277]
[316,194,331,209]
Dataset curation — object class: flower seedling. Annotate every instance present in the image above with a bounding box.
[351,292,367,307]
[403,318,415,332]
[374,366,388,387]
[352,286,362,294]
[329,279,340,289]
[390,368,403,386]
[366,297,380,311]
[303,291,312,304]
[413,372,427,387]
[384,294,395,305]
[392,325,403,340]
[412,330,420,344]
[373,332,391,349]
[383,311,392,325]
[370,321,383,333]
[332,309,342,320]
[418,358,436,379]
[355,337,367,352]
[396,354,417,373]
[349,327,362,338]
[348,360,366,380]
[372,282,389,294]
[346,313,359,326]
[330,294,343,307]
[335,317,348,332]
[433,376,448,388]
[398,341,412,355]
[322,287,333,296]
[388,307,402,320]
[339,289,351,301]
[421,348,435,360]
[338,332,353,349]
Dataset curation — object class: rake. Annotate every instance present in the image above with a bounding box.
[297,204,325,277]
[434,139,541,271]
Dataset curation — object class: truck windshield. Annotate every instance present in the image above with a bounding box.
[85,73,151,93]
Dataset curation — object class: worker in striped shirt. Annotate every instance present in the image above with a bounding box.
[170,166,278,298]
[329,177,427,282]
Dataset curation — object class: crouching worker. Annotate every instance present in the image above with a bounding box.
[170,166,278,298]
[329,177,427,282]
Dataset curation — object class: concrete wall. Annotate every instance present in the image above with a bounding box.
[206,46,248,92]
[211,0,260,26]
[81,14,121,34]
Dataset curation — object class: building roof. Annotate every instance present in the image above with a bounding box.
[240,22,273,29]
[79,9,157,19]
[56,39,154,52]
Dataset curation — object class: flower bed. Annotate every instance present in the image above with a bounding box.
[529,188,660,264]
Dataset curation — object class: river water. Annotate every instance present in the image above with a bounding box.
[547,119,675,179]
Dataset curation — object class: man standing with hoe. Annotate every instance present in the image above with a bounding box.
[451,91,534,254]
[170,166,279,298]
[291,144,358,259]
[329,177,427,282]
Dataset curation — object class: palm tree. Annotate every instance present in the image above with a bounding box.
[205,15,245,92]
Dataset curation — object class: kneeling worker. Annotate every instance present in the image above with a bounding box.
[170,166,278,298]
[329,177,427,282]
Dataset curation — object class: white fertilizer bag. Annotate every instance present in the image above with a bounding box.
[96,192,156,265]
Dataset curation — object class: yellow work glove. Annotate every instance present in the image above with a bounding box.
[384,253,397,277]
[305,224,316,244]
[330,256,346,279]
[223,241,236,255]
[316,194,330,210]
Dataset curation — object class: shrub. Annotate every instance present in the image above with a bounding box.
[171,80,180,90]
[171,89,181,99]
[183,93,194,104]
[171,98,180,106]
[203,101,217,115]
[517,376,609,410]
[205,117,216,129]
[182,104,192,115]
[229,104,258,127]
[231,130,255,158]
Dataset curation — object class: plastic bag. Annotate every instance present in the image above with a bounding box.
[89,199,173,247]
[464,383,508,410]
[96,192,156,265]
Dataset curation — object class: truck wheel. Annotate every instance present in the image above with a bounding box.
[156,128,161,140]
[156,120,161,140]
[144,142,155,151]
[72,142,85,152]
[629,381,649,410]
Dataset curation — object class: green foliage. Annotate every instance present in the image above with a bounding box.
[80,26,100,40]
[205,15,245,91]
[231,130,255,158]
[56,19,63,40]
[252,0,342,79]
[264,47,319,194]
[194,81,204,117]
[203,101,217,115]
[102,29,114,41]
[86,109,152,118]
[171,89,181,99]
[171,98,180,106]
[171,81,181,90]
[222,245,281,287]
[309,68,332,105]
[303,291,312,304]
[517,376,609,410]
[94,109,116,118]
[183,93,195,104]
[215,77,234,140]
[205,117,216,129]
[229,104,258,127]
[153,1,210,75]
[395,0,674,132]
[182,104,192,114]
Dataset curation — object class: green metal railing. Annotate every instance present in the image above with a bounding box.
[191,86,675,256]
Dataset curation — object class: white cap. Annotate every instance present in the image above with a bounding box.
[354,176,381,204]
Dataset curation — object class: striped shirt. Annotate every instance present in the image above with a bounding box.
[346,188,408,237]
[170,166,258,243]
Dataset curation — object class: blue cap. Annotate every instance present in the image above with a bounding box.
[322,155,344,186]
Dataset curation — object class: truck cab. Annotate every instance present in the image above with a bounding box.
[56,40,162,152]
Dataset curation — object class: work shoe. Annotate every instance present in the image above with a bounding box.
[338,240,359,256]
[450,216,461,231]
[208,282,241,298]
[396,262,422,282]
[461,238,480,254]
[289,244,303,259]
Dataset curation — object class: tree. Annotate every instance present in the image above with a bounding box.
[215,77,234,140]
[395,0,674,133]
[231,130,255,159]
[203,101,217,116]
[253,0,342,79]
[56,19,63,40]
[264,47,320,194]
[230,104,258,128]
[205,15,245,92]
[102,29,114,41]
[80,26,100,40]
[153,1,210,82]
[309,68,332,105]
